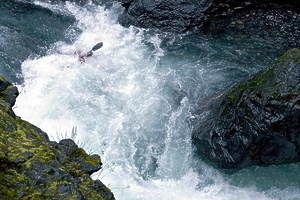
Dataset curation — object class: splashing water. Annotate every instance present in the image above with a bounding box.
[14,1,300,200]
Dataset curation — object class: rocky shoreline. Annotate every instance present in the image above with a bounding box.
[0,77,115,199]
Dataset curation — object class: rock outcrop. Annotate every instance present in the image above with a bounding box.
[117,0,300,31]
[118,0,207,32]
[192,48,300,173]
[0,77,115,199]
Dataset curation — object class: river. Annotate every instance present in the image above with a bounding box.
[1,1,299,199]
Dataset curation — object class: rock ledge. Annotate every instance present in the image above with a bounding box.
[0,77,115,200]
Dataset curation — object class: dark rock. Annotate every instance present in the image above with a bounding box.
[55,139,103,175]
[192,48,300,173]
[118,0,208,32]
[204,7,300,48]
[80,154,102,175]
[116,0,300,46]
[94,180,116,200]
[0,77,19,108]
[57,184,75,198]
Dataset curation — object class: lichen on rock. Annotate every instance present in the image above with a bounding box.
[0,77,115,199]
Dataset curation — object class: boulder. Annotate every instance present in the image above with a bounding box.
[192,48,300,173]
[0,77,115,200]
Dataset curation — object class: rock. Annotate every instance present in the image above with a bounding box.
[116,0,300,38]
[204,5,300,48]
[117,0,208,32]
[0,77,115,199]
[0,77,19,108]
[192,48,300,173]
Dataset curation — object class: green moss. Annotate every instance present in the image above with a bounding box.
[74,147,89,157]
[0,85,14,101]
[227,93,236,101]
[0,116,54,168]
[86,156,101,168]
[78,181,107,200]
[225,55,288,109]
[0,100,12,115]
[0,164,102,199]
[0,168,50,199]
[273,48,300,65]
[73,148,101,168]
[67,162,85,177]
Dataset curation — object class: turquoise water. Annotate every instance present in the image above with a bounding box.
[1,1,299,199]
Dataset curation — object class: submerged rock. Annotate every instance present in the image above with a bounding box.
[192,48,300,173]
[0,77,115,199]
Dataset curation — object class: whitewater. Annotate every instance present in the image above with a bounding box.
[12,1,300,200]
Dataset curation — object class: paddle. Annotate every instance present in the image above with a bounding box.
[91,42,103,52]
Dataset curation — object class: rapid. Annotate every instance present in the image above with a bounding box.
[1,1,299,199]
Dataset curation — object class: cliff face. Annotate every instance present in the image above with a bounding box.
[192,49,300,173]
[0,77,115,199]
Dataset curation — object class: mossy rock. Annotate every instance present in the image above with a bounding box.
[192,48,300,173]
[0,77,115,199]
[0,77,19,108]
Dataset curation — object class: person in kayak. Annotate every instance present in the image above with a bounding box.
[75,50,93,62]
[75,42,103,62]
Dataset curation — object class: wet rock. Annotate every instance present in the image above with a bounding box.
[117,0,207,32]
[192,48,300,173]
[55,139,103,175]
[205,8,300,48]
[118,0,300,35]
[0,77,115,200]
[0,77,19,108]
